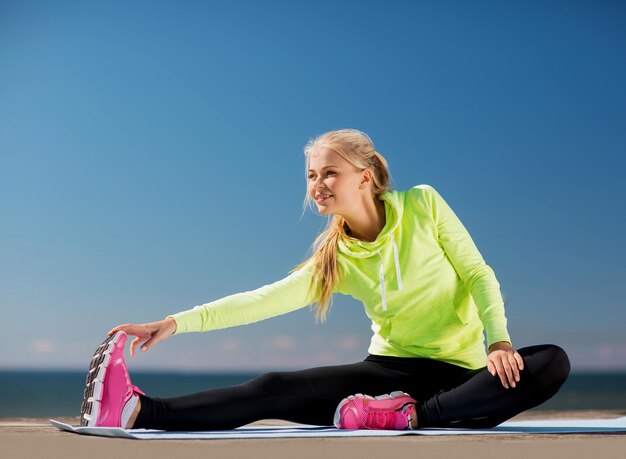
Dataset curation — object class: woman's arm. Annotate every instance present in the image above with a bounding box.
[109,261,320,355]
[420,185,511,347]
[421,185,522,387]
[171,262,319,333]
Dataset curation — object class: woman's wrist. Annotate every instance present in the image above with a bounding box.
[165,316,178,335]
[488,341,512,352]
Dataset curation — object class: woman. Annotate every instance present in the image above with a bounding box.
[81,129,570,431]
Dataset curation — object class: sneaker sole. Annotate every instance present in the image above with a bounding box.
[333,391,412,429]
[80,331,126,427]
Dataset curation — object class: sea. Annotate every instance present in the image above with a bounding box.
[1,370,625,418]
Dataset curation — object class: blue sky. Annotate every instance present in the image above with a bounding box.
[1,0,625,372]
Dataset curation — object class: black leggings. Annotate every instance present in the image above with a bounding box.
[134,344,570,431]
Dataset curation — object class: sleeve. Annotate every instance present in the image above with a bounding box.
[169,261,320,334]
[419,185,511,347]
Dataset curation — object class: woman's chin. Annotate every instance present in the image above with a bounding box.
[316,205,333,215]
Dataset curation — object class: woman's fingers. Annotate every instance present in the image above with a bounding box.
[514,351,524,371]
[504,351,524,385]
[106,319,176,357]
[130,336,143,357]
[108,323,155,338]
[489,350,525,388]
[487,360,496,377]
[506,359,516,387]
[107,325,124,336]
[108,324,142,337]
[488,356,506,388]
[509,353,521,383]
[488,353,511,388]
[139,333,163,353]
[107,323,154,357]
[497,357,513,388]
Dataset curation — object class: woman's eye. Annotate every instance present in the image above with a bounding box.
[308,171,335,180]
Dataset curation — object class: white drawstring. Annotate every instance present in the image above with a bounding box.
[377,235,403,312]
[377,250,387,311]
[391,234,403,290]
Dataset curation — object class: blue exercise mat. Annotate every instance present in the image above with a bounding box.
[50,416,626,439]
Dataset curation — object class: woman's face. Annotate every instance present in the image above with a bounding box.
[307,147,365,216]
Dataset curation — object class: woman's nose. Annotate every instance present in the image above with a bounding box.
[313,176,324,188]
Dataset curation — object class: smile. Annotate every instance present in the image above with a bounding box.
[315,194,334,202]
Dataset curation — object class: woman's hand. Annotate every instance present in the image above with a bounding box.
[487,341,524,389]
[108,317,177,357]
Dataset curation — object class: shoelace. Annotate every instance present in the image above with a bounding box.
[365,410,407,429]
[365,411,392,429]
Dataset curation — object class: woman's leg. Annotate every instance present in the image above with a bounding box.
[416,344,570,429]
[134,357,436,431]
[134,344,569,431]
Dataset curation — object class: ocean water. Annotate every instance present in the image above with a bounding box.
[1,370,625,418]
[0,370,261,418]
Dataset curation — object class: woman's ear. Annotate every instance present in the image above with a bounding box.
[359,169,374,190]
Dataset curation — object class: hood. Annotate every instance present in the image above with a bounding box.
[337,190,404,311]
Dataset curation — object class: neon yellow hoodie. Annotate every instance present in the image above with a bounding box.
[171,184,511,369]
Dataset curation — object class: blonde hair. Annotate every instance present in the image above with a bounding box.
[292,129,393,322]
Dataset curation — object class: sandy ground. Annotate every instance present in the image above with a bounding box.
[1,410,625,459]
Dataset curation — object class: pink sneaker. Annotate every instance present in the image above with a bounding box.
[333,391,416,430]
[80,331,144,428]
